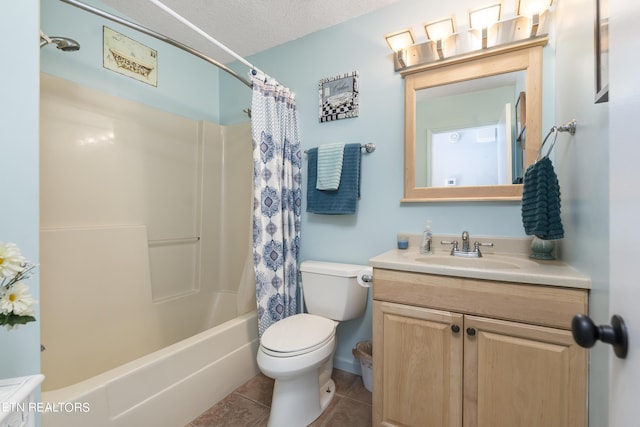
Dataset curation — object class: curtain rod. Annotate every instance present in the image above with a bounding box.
[146,0,284,86]
[59,0,253,89]
[146,0,258,74]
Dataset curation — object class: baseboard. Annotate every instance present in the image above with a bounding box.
[333,355,361,376]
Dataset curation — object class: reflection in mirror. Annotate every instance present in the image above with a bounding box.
[415,72,525,187]
[429,124,508,187]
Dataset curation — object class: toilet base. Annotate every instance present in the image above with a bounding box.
[319,378,336,415]
[267,374,335,427]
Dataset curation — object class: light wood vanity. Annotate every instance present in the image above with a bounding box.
[369,239,590,427]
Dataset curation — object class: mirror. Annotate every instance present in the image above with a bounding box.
[415,72,525,187]
[403,38,547,201]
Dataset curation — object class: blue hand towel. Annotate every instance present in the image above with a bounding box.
[307,143,361,215]
[521,156,564,240]
[316,143,345,191]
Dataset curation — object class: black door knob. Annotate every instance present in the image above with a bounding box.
[571,314,628,359]
[451,324,460,333]
[466,327,476,336]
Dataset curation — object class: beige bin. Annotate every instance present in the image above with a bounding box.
[352,340,373,392]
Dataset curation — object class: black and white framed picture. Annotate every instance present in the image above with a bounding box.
[318,71,359,122]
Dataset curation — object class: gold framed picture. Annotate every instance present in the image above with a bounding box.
[103,26,157,87]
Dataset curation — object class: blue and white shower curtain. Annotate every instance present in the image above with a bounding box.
[250,74,302,337]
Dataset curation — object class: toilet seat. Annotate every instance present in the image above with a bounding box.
[260,313,336,358]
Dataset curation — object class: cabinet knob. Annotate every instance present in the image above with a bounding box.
[466,327,476,336]
[571,314,628,359]
[451,324,460,333]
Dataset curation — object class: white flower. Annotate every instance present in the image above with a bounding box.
[0,242,26,279]
[0,282,36,316]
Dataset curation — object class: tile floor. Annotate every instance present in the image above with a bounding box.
[185,369,372,427]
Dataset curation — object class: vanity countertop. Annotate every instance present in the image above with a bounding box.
[369,235,591,289]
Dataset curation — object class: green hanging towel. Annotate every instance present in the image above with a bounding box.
[521,156,564,240]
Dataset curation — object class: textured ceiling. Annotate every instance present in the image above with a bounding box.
[99,0,403,65]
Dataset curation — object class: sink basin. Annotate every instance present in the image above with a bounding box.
[400,250,539,270]
[414,255,522,269]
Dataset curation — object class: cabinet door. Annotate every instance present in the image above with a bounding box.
[373,300,463,427]
[463,315,587,427]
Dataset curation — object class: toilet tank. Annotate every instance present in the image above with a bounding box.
[299,260,370,321]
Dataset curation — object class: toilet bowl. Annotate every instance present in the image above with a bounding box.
[257,314,337,426]
[257,261,371,427]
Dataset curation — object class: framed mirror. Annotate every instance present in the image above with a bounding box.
[402,38,548,202]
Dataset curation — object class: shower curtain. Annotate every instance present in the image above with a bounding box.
[250,74,302,337]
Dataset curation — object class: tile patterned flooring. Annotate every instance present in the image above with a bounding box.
[185,369,372,427]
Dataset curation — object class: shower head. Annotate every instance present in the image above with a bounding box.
[50,37,81,51]
[40,32,80,51]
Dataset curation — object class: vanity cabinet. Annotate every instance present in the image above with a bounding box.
[372,268,588,427]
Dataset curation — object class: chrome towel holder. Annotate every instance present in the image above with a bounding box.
[536,119,577,161]
[304,143,375,154]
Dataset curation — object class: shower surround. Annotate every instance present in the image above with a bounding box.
[39,73,257,414]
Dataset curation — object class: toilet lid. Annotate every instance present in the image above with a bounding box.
[261,314,336,357]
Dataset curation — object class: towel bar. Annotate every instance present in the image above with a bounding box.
[148,237,200,246]
[304,143,375,154]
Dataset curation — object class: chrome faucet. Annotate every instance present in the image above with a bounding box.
[441,231,494,258]
[461,231,470,252]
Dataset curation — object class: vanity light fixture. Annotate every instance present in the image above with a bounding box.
[384,28,415,51]
[424,17,456,59]
[386,0,550,72]
[517,0,553,37]
[469,3,502,48]
[385,29,415,67]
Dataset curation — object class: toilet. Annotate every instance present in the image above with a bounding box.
[257,260,370,427]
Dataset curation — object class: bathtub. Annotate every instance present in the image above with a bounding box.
[41,311,260,427]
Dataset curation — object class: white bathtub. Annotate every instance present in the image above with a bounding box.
[41,311,260,427]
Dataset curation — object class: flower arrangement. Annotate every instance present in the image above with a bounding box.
[0,242,37,329]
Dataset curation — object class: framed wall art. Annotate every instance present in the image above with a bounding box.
[103,26,158,86]
[594,0,609,103]
[318,71,359,122]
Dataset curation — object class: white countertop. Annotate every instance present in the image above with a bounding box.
[369,235,591,289]
[0,374,44,424]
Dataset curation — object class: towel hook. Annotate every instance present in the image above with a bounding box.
[536,119,577,161]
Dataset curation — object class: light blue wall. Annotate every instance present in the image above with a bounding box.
[40,0,225,122]
[221,0,558,372]
[555,0,610,423]
[0,0,41,379]
[224,6,608,408]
